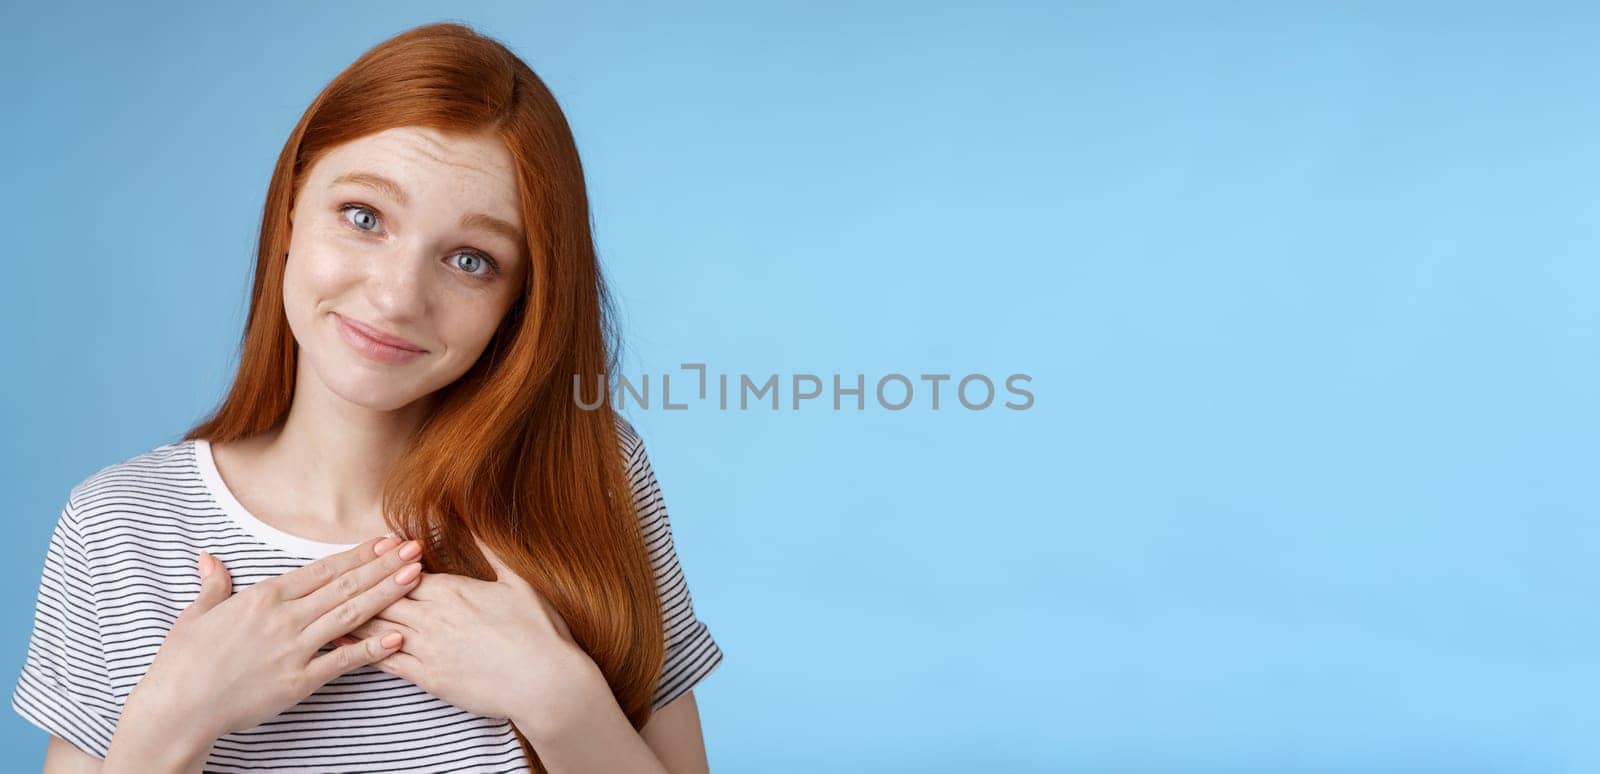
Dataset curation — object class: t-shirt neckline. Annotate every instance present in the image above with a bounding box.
[191,438,363,560]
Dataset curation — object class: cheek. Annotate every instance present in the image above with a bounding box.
[442,309,505,354]
[284,242,360,317]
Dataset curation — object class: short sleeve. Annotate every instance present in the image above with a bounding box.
[10,499,119,758]
[622,426,725,713]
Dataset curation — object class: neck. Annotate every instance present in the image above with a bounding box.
[255,362,436,537]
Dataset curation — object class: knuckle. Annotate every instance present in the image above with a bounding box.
[331,642,356,668]
[309,561,335,586]
[243,592,271,616]
[264,599,293,626]
[273,621,303,647]
[334,600,364,629]
[253,577,280,599]
[266,606,295,633]
[335,573,360,599]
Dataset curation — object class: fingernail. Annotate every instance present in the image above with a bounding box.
[374,537,401,556]
[380,631,403,649]
[395,563,422,584]
[398,541,422,561]
[198,552,213,580]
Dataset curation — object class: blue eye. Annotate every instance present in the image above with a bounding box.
[339,203,501,279]
[453,252,495,276]
[343,204,380,231]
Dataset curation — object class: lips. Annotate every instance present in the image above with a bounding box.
[334,313,426,352]
[333,313,429,366]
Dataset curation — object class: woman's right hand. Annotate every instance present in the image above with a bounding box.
[103,535,424,771]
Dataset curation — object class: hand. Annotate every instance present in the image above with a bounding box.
[125,536,425,743]
[332,535,608,743]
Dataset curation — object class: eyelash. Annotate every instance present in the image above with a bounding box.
[337,203,502,279]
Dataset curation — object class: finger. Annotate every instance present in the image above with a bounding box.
[337,617,412,644]
[402,571,454,602]
[368,650,425,687]
[182,551,234,618]
[375,597,424,627]
[291,538,422,626]
[272,535,400,600]
[300,557,423,647]
[305,630,404,687]
[474,534,522,586]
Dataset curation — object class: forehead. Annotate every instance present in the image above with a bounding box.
[310,126,520,222]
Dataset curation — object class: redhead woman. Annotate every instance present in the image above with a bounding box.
[11,22,724,774]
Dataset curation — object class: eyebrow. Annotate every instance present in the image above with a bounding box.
[330,171,526,247]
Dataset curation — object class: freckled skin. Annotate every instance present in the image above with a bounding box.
[283,126,528,413]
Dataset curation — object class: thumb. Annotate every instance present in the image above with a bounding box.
[186,551,234,615]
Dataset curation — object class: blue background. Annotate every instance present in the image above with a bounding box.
[2,2,1596,772]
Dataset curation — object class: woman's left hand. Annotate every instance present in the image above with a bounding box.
[331,535,611,740]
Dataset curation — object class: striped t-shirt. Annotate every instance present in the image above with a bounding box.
[10,420,724,772]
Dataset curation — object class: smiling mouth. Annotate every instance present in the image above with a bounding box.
[334,313,428,364]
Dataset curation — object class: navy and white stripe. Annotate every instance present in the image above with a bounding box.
[11,420,723,771]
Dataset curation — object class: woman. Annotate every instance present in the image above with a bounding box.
[11,21,724,774]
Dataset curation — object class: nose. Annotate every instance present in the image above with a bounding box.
[363,243,431,322]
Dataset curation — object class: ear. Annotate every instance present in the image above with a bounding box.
[473,533,521,586]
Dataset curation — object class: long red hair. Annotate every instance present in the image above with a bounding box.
[182,22,663,769]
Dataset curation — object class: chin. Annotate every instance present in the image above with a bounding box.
[316,359,434,412]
